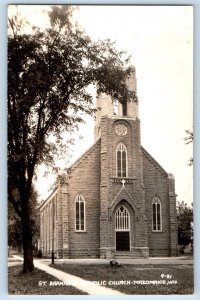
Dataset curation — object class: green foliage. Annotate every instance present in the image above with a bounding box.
[184,129,193,166]
[8,7,135,189]
[177,201,193,247]
[8,5,136,271]
[8,188,40,250]
[8,202,22,249]
[184,130,193,145]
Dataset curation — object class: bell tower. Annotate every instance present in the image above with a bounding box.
[97,66,149,259]
[94,67,138,141]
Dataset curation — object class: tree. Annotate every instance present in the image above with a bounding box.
[8,6,137,273]
[8,188,40,254]
[8,202,22,252]
[184,129,193,166]
[177,201,193,249]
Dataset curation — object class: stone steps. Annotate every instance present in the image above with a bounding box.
[114,251,143,259]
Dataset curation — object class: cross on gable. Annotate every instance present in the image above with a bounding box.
[121,179,126,188]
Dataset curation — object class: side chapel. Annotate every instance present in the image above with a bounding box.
[39,67,177,258]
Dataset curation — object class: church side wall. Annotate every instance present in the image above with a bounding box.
[66,141,101,258]
[142,151,171,257]
[39,190,60,258]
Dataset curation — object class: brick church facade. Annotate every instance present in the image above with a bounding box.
[39,67,177,259]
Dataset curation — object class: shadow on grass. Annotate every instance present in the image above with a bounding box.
[8,265,87,295]
[50,263,194,295]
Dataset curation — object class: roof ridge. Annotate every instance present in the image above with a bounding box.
[68,138,101,171]
[141,146,168,176]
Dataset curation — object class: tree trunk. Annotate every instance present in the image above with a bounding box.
[22,220,34,273]
[21,198,34,273]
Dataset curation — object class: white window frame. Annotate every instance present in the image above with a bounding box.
[116,142,128,177]
[115,205,130,231]
[152,196,162,231]
[75,194,86,232]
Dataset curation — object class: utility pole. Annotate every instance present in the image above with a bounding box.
[51,199,55,264]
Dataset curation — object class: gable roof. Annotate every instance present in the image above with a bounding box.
[141,146,168,176]
[68,138,101,172]
[38,139,101,210]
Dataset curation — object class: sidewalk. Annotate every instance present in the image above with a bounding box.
[8,256,23,267]
[38,256,193,266]
[12,255,124,296]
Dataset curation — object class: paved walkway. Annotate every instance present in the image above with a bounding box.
[12,255,124,295]
[10,255,193,295]
[37,256,193,266]
[8,261,22,267]
[8,256,23,267]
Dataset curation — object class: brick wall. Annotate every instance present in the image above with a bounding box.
[39,190,60,258]
[39,115,177,258]
[142,147,177,256]
[99,116,149,257]
[65,140,101,258]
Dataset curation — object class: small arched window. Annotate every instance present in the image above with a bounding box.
[116,142,127,177]
[152,197,162,231]
[75,194,85,231]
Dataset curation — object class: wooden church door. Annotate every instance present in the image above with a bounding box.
[115,205,130,251]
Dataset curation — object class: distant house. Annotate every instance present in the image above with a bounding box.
[39,67,177,259]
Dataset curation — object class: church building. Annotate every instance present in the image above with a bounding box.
[39,67,177,259]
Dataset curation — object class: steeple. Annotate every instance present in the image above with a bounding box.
[94,66,138,140]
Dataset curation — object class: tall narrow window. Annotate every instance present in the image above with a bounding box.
[117,142,127,177]
[75,194,85,231]
[152,197,162,231]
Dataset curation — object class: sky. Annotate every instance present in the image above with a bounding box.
[8,5,193,205]
[79,6,193,207]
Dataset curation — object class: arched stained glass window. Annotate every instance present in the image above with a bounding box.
[115,205,130,231]
[75,194,85,231]
[152,197,162,231]
[116,142,127,177]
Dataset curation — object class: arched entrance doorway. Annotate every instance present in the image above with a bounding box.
[115,205,130,251]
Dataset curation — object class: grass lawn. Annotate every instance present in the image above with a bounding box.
[51,263,194,295]
[8,265,87,295]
